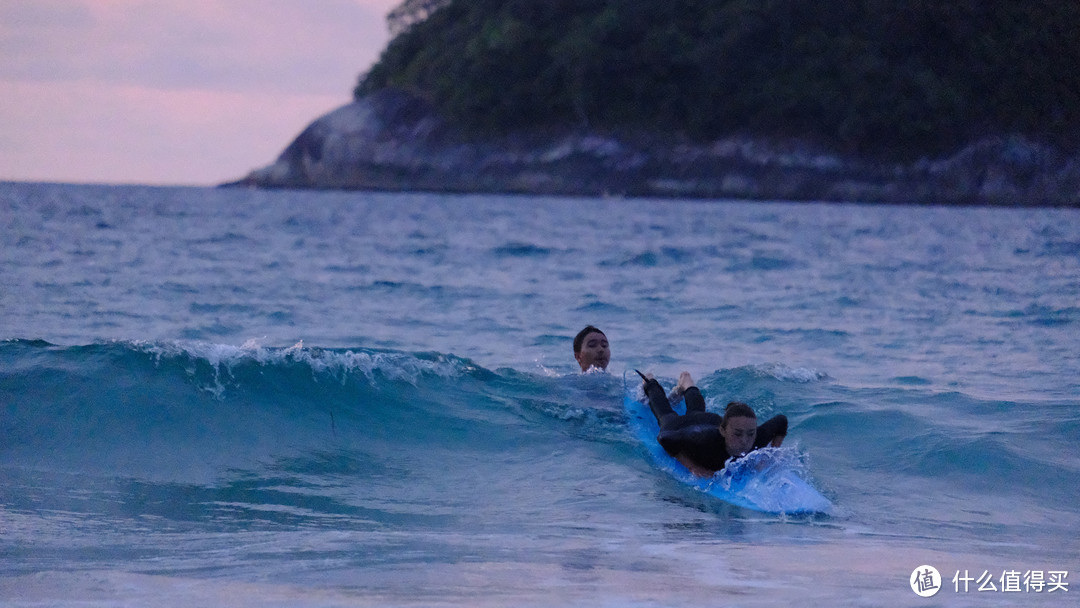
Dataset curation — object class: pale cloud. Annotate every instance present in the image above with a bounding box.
[2,80,346,185]
[0,0,402,184]
[1,0,398,93]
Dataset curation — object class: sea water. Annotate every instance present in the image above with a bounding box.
[1,182,1078,606]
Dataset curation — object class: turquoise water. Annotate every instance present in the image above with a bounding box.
[2,182,1078,606]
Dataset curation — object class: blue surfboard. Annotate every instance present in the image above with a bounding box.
[624,379,833,515]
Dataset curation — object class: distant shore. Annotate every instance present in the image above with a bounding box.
[226,89,1080,207]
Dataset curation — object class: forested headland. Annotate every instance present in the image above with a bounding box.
[358,0,1078,160]
[232,1,1080,205]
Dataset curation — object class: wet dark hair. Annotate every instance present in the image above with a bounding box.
[573,325,605,354]
[721,401,756,428]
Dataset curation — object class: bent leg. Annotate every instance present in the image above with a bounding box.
[643,378,679,427]
[754,414,788,449]
[683,386,707,413]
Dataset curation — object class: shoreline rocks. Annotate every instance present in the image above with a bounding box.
[227,89,1080,206]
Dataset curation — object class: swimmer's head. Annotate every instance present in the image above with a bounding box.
[573,325,609,372]
[721,401,757,458]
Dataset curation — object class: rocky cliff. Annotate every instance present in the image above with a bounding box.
[229,89,1080,206]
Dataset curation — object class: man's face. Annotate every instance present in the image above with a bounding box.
[575,331,609,371]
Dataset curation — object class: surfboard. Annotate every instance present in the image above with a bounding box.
[624,379,833,515]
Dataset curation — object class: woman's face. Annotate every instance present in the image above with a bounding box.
[721,415,757,457]
[575,331,610,371]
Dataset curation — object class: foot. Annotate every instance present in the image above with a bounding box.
[637,370,657,390]
[674,371,695,395]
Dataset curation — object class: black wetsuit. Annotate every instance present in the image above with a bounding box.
[642,378,788,472]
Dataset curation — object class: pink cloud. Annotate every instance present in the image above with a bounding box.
[2,80,348,185]
[0,0,402,184]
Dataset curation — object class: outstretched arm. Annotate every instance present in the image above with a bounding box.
[755,414,788,449]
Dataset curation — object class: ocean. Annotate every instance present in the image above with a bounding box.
[2,181,1078,607]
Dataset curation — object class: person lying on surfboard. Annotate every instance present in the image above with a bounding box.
[638,370,787,477]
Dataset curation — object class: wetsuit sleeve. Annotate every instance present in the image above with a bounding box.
[754,414,788,449]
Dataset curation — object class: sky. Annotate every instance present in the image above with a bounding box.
[0,0,400,186]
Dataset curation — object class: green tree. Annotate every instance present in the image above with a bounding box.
[357,0,1080,157]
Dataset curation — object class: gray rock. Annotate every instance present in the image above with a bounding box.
[228,90,1080,206]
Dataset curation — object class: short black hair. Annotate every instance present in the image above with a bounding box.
[573,325,605,354]
[721,401,757,428]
